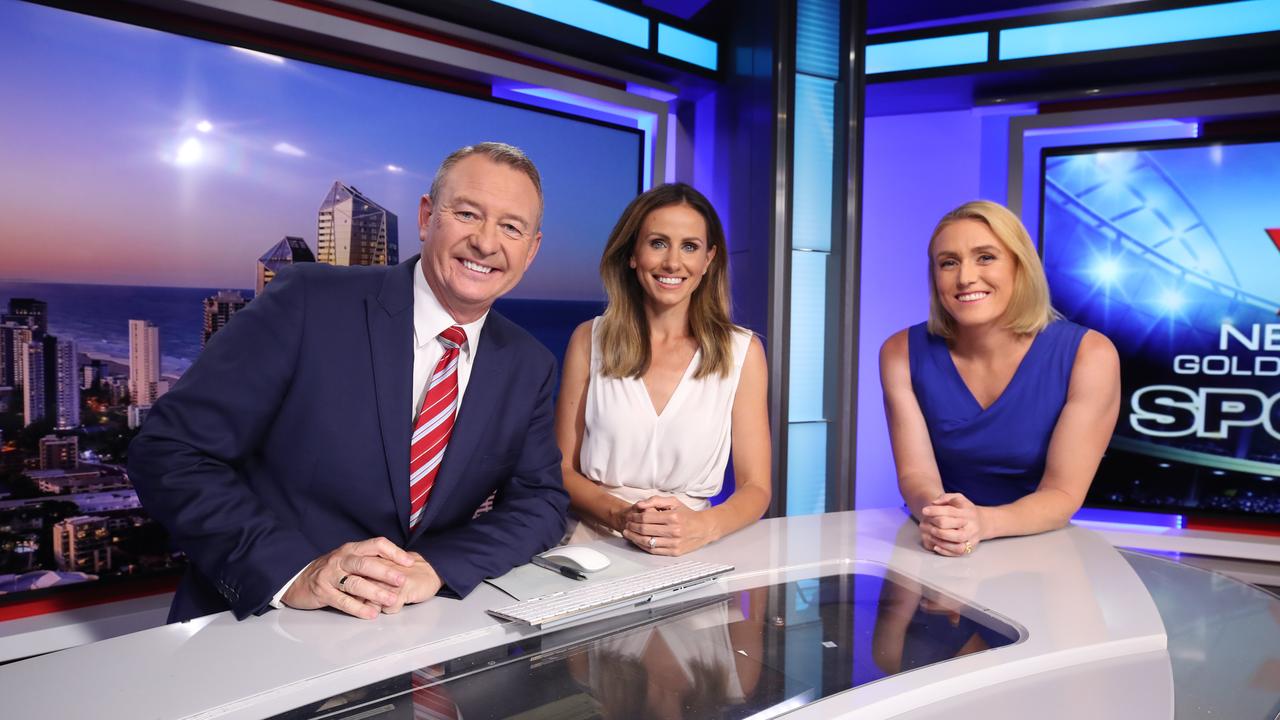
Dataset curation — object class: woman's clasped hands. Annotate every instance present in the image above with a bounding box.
[621,495,716,556]
[919,492,986,557]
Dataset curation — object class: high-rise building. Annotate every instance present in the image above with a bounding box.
[256,236,315,295]
[53,337,79,429]
[52,516,112,574]
[39,434,79,470]
[202,290,248,348]
[3,298,48,336]
[104,376,128,405]
[82,359,103,390]
[316,182,398,267]
[0,322,34,389]
[128,319,160,408]
[127,404,150,429]
[21,339,48,427]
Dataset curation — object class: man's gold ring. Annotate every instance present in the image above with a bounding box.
[338,574,351,590]
[963,542,973,555]
[648,536,657,549]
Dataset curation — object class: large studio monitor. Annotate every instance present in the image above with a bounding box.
[1040,136,1280,525]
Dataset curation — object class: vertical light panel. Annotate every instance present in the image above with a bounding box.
[788,251,827,418]
[792,76,835,252]
[785,0,840,515]
[796,0,840,77]
[786,422,828,516]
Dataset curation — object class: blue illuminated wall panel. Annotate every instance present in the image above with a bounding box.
[866,33,988,74]
[658,23,718,70]
[793,76,835,253]
[1000,0,1280,60]
[789,251,828,420]
[786,0,840,514]
[491,0,649,48]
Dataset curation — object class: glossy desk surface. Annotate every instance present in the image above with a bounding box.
[1,508,1275,719]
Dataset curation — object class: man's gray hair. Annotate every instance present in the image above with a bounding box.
[429,142,543,228]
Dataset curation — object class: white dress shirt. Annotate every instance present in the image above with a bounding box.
[410,258,488,421]
[272,259,487,609]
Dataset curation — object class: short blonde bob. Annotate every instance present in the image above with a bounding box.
[926,200,1059,340]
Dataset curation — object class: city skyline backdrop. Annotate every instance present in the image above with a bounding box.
[0,1,642,300]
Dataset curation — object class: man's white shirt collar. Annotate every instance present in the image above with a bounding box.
[413,259,487,356]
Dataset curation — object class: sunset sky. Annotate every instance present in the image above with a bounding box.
[0,1,641,300]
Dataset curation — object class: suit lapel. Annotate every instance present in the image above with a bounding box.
[412,315,511,536]
[367,260,417,542]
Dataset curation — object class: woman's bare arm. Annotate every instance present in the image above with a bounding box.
[554,321,632,533]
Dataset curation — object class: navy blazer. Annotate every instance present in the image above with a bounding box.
[129,257,568,622]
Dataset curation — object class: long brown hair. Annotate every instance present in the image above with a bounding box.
[597,183,735,379]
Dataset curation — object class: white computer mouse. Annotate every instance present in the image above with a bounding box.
[539,545,611,573]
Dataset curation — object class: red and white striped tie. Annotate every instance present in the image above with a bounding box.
[409,325,466,530]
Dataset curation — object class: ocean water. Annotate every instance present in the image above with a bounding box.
[0,281,243,376]
[0,281,603,377]
[494,297,604,366]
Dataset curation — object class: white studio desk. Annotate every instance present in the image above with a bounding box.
[1,508,1278,719]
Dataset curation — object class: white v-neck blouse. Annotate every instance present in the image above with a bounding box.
[579,316,753,509]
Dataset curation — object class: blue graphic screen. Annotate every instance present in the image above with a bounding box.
[1040,138,1280,520]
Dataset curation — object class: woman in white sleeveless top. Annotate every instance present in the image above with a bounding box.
[555,183,771,555]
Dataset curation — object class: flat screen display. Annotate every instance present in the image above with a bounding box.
[1040,137,1280,521]
[0,0,642,605]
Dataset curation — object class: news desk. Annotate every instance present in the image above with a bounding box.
[3,508,1278,719]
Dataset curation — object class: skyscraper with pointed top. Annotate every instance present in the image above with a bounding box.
[256,236,315,296]
[316,182,398,267]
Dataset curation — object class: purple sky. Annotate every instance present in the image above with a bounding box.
[0,2,641,300]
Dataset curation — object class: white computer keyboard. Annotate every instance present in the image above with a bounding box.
[488,560,734,629]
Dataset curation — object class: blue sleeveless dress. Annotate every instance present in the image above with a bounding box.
[907,320,1088,506]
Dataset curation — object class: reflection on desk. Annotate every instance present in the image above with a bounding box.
[268,568,1019,720]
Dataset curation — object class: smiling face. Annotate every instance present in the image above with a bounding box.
[931,219,1019,330]
[418,154,542,323]
[629,203,716,312]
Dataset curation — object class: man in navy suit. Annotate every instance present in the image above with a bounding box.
[129,142,568,622]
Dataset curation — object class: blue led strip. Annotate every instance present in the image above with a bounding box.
[866,32,988,74]
[657,23,718,70]
[1073,507,1184,530]
[1000,0,1280,60]
[490,0,649,48]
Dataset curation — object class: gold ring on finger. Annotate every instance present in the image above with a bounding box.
[963,542,973,555]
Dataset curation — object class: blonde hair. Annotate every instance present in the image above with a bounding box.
[597,183,735,379]
[926,200,1059,340]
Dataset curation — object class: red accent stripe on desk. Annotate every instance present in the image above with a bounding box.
[1184,517,1280,538]
[0,575,179,623]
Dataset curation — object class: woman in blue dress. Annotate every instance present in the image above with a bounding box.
[879,200,1121,556]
